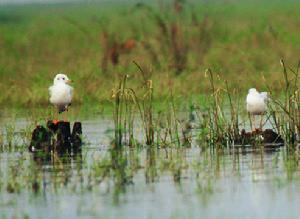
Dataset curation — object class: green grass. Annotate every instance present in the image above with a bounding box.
[1,0,300,108]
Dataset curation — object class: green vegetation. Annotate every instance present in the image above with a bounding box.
[1,0,300,107]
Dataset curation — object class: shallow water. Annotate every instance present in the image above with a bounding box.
[0,112,300,219]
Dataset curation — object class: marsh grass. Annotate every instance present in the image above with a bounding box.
[132,61,155,146]
[154,93,184,148]
[112,61,189,148]
[112,74,133,148]
[4,124,16,148]
[112,71,193,149]
[0,118,37,152]
[267,60,300,147]
[112,71,154,148]
[111,66,293,150]
[197,69,242,148]
[19,122,35,146]
[0,130,3,149]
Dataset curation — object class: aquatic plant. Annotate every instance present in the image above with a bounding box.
[153,93,183,148]
[198,69,242,148]
[4,124,16,148]
[112,62,156,147]
[112,74,137,148]
[268,60,300,147]
[19,121,35,146]
[132,61,155,146]
[0,130,3,150]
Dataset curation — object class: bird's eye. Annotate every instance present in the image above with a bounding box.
[57,78,60,80]
[62,77,65,80]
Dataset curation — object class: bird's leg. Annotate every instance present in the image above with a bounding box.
[53,106,59,123]
[58,111,62,123]
[51,106,54,120]
[253,115,256,132]
[259,114,264,131]
[64,112,67,122]
[64,106,69,122]
[248,113,253,132]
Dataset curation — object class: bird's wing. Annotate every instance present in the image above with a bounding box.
[49,85,53,96]
[260,92,268,101]
[246,93,252,104]
[69,86,74,98]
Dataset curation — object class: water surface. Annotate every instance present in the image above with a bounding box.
[0,112,299,219]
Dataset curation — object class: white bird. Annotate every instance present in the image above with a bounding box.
[246,88,268,131]
[49,73,73,118]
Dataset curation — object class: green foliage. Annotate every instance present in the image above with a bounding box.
[1,0,300,107]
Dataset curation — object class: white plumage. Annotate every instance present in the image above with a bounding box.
[246,88,268,130]
[49,73,73,113]
[246,88,268,115]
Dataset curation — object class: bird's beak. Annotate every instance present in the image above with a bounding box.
[66,79,73,84]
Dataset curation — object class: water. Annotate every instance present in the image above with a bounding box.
[0,111,300,219]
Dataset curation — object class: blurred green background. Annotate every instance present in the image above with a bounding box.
[0,0,300,107]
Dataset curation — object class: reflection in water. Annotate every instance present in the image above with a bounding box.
[31,149,83,196]
[1,145,300,218]
[110,148,133,204]
[145,148,157,183]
